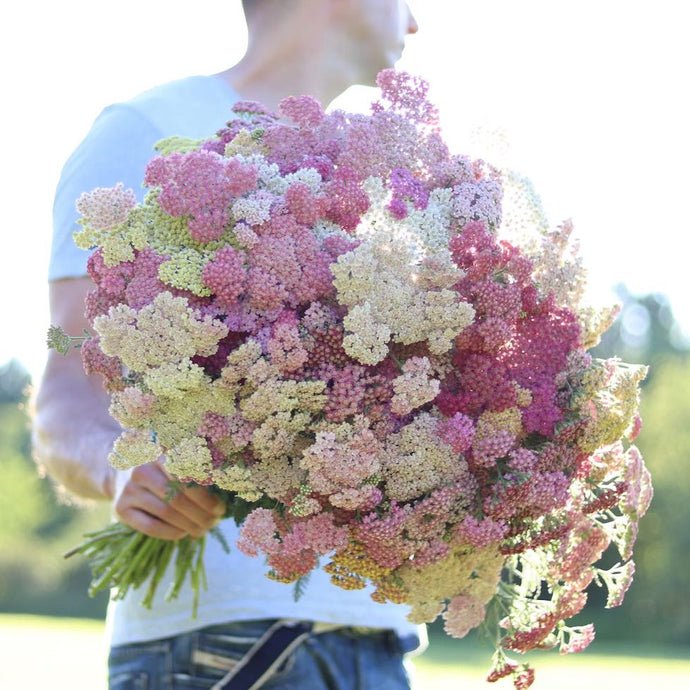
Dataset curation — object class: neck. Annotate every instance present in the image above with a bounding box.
[217,57,355,114]
[216,5,365,112]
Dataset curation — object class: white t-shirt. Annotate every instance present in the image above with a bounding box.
[51,74,421,647]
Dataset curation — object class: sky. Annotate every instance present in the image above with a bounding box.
[2,0,688,383]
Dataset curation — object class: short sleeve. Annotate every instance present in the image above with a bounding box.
[49,104,163,281]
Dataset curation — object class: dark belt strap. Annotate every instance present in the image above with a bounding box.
[210,620,313,690]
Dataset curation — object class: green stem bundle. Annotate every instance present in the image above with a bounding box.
[64,522,208,617]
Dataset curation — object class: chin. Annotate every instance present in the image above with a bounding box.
[377,54,401,74]
[385,50,404,70]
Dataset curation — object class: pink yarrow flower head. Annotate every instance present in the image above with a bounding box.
[202,245,248,308]
[280,95,326,128]
[76,183,137,231]
[443,593,486,638]
[144,150,258,242]
[375,69,439,130]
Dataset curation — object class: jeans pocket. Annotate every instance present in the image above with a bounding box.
[109,671,149,690]
[188,627,261,680]
[109,640,170,690]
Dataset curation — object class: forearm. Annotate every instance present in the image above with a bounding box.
[33,416,118,500]
[34,277,124,500]
[32,361,120,500]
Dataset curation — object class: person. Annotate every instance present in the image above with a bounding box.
[33,1,422,688]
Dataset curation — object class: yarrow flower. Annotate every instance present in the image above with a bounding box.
[53,69,651,690]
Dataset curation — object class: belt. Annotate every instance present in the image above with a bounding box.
[210,619,312,690]
[209,620,389,690]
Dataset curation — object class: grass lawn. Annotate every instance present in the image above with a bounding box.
[413,631,690,689]
[1,614,689,689]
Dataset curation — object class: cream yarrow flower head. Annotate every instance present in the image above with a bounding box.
[224,128,269,158]
[158,248,212,296]
[94,291,228,371]
[342,302,392,365]
[382,413,471,502]
[391,356,440,415]
[212,464,263,502]
[154,136,205,156]
[109,429,161,470]
[333,226,474,362]
[165,436,213,483]
[143,359,208,400]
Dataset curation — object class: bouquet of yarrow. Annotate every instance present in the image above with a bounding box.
[49,71,651,688]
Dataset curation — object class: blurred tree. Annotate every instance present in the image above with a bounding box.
[0,360,110,618]
[583,289,690,644]
[582,355,690,645]
[592,284,689,370]
[0,359,31,404]
[629,356,690,640]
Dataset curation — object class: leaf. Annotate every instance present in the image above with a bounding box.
[209,526,231,554]
[292,573,311,602]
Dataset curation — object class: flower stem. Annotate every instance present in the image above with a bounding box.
[65,522,208,616]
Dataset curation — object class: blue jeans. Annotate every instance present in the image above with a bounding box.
[108,620,413,689]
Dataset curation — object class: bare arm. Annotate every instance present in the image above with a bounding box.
[33,277,119,499]
[33,277,224,537]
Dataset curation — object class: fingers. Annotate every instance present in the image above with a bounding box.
[115,463,225,540]
[115,494,189,541]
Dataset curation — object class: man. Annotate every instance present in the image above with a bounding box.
[34,1,421,687]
